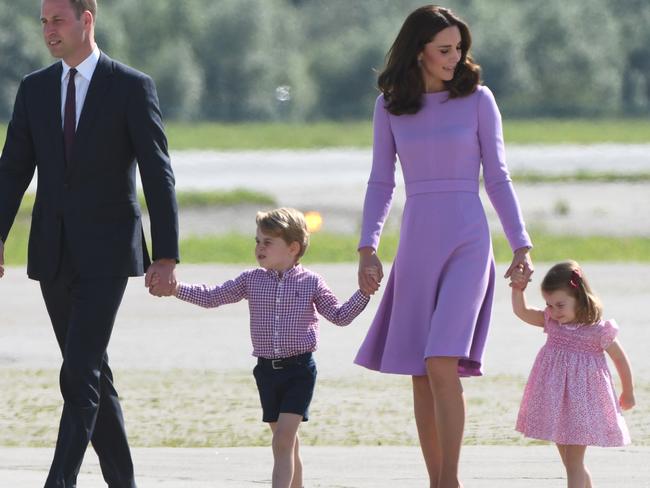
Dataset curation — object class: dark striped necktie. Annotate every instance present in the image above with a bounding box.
[63,68,77,164]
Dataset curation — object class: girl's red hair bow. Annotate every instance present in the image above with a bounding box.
[569,269,582,289]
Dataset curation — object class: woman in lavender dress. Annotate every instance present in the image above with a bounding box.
[355,6,534,487]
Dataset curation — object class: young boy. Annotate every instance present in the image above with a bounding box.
[153,208,371,488]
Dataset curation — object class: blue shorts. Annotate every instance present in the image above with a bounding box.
[253,352,317,423]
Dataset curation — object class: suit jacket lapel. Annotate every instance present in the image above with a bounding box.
[66,52,113,175]
[46,62,66,172]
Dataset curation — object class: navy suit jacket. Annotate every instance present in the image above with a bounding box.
[0,53,179,280]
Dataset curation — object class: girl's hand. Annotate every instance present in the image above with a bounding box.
[358,248,383,296]
[509,266,528,290]
[505,247,534,289]
[620,391,636,410]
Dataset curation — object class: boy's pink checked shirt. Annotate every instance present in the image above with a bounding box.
[176,264,369,359]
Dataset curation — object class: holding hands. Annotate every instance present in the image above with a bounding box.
[147,271,179,296]
[506,247,534,291]
[509,265,529,290]
[145,258,178,296]
[358,247,383,296]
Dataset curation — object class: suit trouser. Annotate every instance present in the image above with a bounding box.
[39,246,136,488]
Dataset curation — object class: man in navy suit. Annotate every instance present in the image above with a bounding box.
[0,1,179,486]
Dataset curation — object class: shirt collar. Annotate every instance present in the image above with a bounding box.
[266,263,302,280]
[61,46,101,82]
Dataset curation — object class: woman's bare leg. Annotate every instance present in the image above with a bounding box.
[426,357,465,488]
[413,375,441,488]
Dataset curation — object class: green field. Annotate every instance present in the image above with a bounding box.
[177,232,650,264]
[2,119,650,149]
[5,223,650,265]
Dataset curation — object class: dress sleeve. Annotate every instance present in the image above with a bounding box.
[477,86,532,251]
[358,95,397,251]
[600,319,619,349]
[543,308,553,334]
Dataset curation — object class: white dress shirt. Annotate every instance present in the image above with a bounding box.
[60,47,101,129]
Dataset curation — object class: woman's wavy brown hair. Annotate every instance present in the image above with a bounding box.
[541,261,603,325]
[378,5,481,115]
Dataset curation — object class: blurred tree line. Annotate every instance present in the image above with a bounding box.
[1,0,649,121]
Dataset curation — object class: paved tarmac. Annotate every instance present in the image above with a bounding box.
[2,445,649,487]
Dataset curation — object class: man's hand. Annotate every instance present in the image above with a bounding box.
[0,239,5,278]
[145,258,177,296]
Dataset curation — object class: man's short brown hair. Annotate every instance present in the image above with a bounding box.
[69,0,97,21]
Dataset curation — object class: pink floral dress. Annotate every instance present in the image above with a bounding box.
[516,310,630,446]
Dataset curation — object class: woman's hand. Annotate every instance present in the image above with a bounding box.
[504,246,534,289]
[358,247,383,296]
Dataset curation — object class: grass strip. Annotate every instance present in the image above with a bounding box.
[512,171,650,183]
[178,233,650,264]
[4,228,650,266]
[3,119,650,149]
[163,119,650,147]
[1,369,647,447]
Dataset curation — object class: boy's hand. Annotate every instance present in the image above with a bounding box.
[148,272,177,297]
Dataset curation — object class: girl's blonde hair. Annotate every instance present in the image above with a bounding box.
[256,208,310,259]
[541,260,603,325]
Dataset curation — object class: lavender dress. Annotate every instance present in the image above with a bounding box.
[354,86,532,377]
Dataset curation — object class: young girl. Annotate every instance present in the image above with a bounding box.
[152,207,370,488]
[510,260,635,488]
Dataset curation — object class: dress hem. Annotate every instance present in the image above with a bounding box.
[515,428,630,448]
[354,359,483,378]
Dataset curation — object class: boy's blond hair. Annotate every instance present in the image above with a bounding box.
[256,208,310,259]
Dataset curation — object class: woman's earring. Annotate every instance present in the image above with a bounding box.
[417,57,423,66]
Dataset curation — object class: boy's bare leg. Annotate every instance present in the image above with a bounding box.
[292,433,303,488]
[269,413,303,488]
